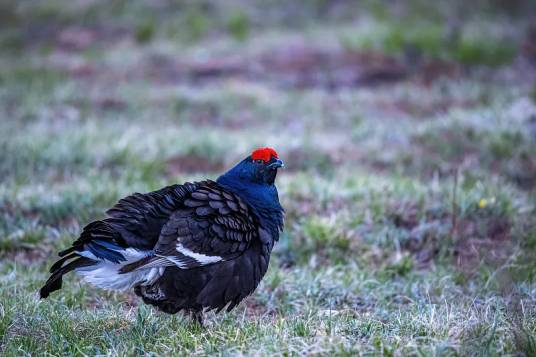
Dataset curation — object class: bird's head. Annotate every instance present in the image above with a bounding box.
[218,147,284,187]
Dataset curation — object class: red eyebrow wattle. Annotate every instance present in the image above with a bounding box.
[251,147,278,162]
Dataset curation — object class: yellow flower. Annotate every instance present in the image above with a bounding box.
[479,198,488,209]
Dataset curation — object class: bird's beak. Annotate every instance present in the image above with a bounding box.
[268,158,284,169]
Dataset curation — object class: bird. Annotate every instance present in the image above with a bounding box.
[40,147,284,325]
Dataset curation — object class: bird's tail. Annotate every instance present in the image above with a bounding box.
[40,220,164,297]
[39,255,96,299]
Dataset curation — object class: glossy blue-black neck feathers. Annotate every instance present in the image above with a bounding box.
[217,158,284,239]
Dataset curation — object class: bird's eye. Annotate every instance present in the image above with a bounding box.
[255,159,264,164]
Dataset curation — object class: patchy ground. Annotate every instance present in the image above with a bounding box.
[1,1,536,355]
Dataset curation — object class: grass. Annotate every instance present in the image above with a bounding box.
[1,0,536,355]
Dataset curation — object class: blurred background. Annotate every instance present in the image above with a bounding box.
[1,0,536,355]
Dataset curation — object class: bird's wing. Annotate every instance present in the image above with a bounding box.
[123,181,258,271]
[104,182,200,250]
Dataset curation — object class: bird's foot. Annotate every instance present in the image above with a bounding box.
[188,309,205,329]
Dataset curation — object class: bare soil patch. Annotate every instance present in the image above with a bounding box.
[165,154,224,176]
[139,46,409,89]
[453,216,512,274]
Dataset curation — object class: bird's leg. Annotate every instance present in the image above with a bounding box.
[188,309,204,328]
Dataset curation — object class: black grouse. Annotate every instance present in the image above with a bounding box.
[40,147,284,324]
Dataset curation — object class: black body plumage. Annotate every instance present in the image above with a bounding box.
[40,149,284,320]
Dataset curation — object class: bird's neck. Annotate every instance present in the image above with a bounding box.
[216,175,284,239]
